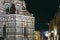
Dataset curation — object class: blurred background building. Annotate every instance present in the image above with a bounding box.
[48,0,60,40]
[0,0,35,40]
[48,7,60,40]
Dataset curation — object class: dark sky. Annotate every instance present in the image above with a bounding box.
[25,0,58,31]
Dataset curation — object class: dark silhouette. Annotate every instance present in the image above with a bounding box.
[24,27,27,37]
[10,4,16,14]
[3,25,6,38]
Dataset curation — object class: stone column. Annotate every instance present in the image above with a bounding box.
[0,0,6,14]
[14,0,26,14]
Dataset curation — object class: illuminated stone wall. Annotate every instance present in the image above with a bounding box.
[0,14,35,40]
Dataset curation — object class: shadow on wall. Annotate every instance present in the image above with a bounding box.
[0,37,4,40]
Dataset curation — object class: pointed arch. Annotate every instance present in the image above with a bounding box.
[10,3,16,14]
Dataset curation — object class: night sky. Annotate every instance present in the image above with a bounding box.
[25,0,58,31]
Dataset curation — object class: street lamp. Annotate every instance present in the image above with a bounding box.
[44,31,49,37]
[51,30,54,33]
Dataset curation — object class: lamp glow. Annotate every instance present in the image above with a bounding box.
[44,31,48,37]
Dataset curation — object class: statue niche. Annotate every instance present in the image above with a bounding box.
[6,3,16,14]
[9,4,16,14]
